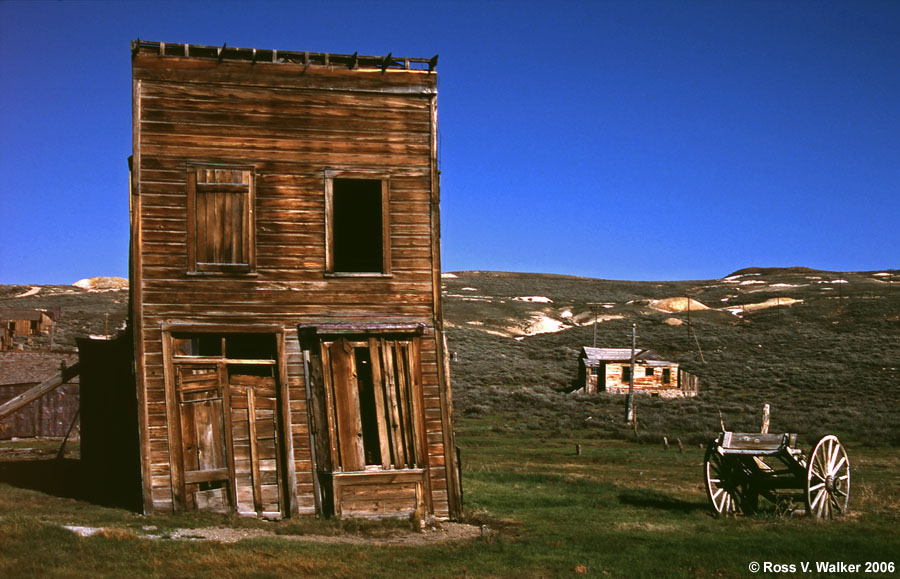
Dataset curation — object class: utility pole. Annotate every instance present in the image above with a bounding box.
[587,303,603,347]
[626,323,636,424]
[687,294,692,341]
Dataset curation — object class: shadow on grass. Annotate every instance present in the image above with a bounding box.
[0,456,141,511]
[617,489,708,514]
[0,457,88,499]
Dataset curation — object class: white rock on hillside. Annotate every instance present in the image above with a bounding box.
[73,277,129,290]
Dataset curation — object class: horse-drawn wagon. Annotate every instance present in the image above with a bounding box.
[704,430,850,518]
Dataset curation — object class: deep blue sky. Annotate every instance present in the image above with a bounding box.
[1,0,898,284]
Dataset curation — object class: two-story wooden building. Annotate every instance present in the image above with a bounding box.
[129,40,460,520]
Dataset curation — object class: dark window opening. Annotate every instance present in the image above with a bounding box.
[172,333,276,361]
[622,366,631,382]
[662,368,671,384]
[646,367,655,377]
[332,178,383,272]
[226,333,276,360]
[173,334,223,357]
[354,347,382,466]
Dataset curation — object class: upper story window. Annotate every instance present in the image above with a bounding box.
[187,165,256,274]
[325,170,390,276]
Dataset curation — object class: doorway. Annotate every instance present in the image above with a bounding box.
[167,331,287,518]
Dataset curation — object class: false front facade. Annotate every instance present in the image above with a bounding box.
[130,40,460,520]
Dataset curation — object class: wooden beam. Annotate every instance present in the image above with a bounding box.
[247,387,263,514]
[368,338,392,470]
[0,362,80,420]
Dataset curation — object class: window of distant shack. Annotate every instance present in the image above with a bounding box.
[325,170,390,276]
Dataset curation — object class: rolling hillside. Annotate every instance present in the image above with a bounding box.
[3,267,899,445]
[442,268,900,445]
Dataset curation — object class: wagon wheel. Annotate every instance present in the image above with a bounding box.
[806,435,850,518]
[704,443,749,516]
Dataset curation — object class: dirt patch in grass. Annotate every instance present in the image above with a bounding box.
[60,521,481,546]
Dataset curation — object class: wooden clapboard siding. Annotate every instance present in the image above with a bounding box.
[131,43,457,520]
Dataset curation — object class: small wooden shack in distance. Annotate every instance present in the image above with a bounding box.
[577,347,699,398]
[1,309,54,342]
[128,40,460,520]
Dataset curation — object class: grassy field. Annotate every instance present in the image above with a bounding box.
[1,422,899,577]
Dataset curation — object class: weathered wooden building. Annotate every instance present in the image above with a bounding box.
[577,347,699,398]
[129,40,460,520]
[1,309,54,342]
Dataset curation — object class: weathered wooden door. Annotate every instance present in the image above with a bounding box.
[176,365,232,512]
[229,370,283,517]
[174,362,286,517]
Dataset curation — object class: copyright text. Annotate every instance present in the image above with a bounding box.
[749,561,895,574]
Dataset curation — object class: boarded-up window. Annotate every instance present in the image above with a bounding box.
[317,337,424,472]
[325,171,390,274]
[187,166,255,273]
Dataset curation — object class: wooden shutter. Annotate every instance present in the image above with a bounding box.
[188,166,255,273]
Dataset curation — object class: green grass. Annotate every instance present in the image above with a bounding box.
[2,425,899,577]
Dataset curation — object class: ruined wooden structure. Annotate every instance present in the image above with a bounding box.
[1,309,54,347]
[0,352,79,439]
[129,40,460,520]
[577,347,699,397]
